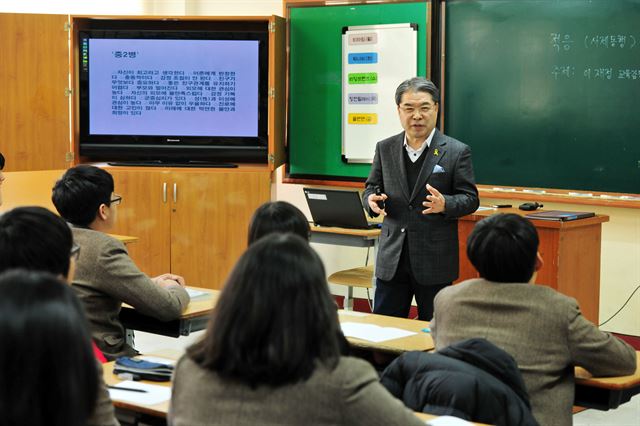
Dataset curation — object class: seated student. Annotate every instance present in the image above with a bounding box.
[430,213,637,426]
[0,206,119,426]
[0,151,5,206]
[170,234,425,426]
[247,201,351,355]
[52,165,190,359]
[247,200,310,244]
[0,270,99,426]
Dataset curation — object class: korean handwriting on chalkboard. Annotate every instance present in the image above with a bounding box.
[550,33,574,52]
[584,34,637,49]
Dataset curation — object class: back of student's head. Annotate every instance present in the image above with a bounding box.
[52,165,114,227]
[0,269,98,426]
[0,151,5,169]
[189,233,340,387]
[0,206,73,278]
[467,213,539,283]
[247,201,310,244]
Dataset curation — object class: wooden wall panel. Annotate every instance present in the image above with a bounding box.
[0,13,70,171]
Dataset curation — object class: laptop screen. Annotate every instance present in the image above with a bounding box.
[303,188,377,229]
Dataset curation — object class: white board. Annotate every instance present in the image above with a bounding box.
[341,23,418,164]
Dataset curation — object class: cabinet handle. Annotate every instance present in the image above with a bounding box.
[163,182,167,203]
[173,183,177,204]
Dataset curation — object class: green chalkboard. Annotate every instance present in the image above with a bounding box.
[288,2,429,180]
[445,0,640,194]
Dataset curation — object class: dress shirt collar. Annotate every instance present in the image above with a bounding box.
[403,128,436,163]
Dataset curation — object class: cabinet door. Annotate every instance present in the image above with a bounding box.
[108,168,171,277]
[0,14,70,171]
[170,170,271,289]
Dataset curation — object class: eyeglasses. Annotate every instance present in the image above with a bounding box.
[109,194,123,206]
[399,104,436,115]
[70,243,81,261]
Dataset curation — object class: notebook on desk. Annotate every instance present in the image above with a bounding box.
[525,210,595,221]
[303,188,381,230]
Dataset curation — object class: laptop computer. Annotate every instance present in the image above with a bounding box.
[303,188,381,229]
[525,210,595,221]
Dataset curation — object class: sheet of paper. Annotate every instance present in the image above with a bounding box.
[425,415,473,425]
[108,380,171,405]
[186,288,210,299]
[340,322,416,342]
[475,206,494,212]
[338,310,370,317]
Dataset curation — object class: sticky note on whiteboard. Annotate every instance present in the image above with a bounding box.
[348,113,378,125]
[348,93,378,105]
[348,52,378,64]
[348,72,378,84]
[348,33,378,45]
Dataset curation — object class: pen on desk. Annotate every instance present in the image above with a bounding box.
[421,327,431,333]
[108,385,148,393]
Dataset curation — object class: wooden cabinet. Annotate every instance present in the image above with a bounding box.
[108,166,271,289]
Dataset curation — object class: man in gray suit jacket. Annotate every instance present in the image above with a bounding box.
[431,214,637,426]
[363,77,479,320]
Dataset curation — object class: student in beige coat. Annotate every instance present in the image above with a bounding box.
[170,234,425,426]
[430,213,636,426]
[53,165,189,359]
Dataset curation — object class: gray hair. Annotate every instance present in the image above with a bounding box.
[394,77,440,105]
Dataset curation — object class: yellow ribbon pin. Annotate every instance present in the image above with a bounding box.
[434,148,439,156]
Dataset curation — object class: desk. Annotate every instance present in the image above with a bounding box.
[310,225,380,248]
[119,294,639,412]
[574,351,640,410]
[120,287,219,338]
[111,234,138,245]
[338,310,433,354]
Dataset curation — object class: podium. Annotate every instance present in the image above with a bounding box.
[457,208,609,324]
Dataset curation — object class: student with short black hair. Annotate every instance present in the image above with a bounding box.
[0,270,99,426]
[247,200,310,244]
[0,206,119,426]
[170,234,424,426]
[431,213,637,426]
[0,206,74,278]
[52,165,190,359]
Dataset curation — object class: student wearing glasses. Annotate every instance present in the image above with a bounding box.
[170,234,425,426]
[0,206,119,426]
[52,165,190,359]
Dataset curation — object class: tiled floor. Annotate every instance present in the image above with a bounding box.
[136,331,639,425]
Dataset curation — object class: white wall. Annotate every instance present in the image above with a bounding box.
[0,0,281,16]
